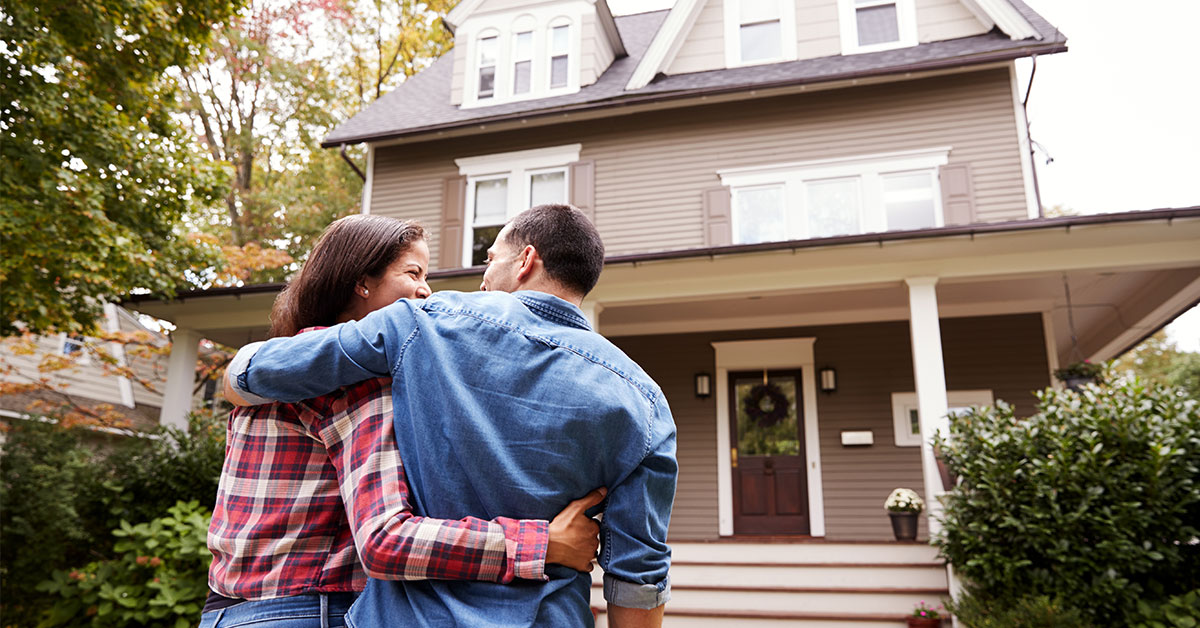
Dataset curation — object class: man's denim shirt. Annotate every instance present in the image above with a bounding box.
[229,290,677,627]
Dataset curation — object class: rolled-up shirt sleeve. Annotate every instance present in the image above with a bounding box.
[228,300,421,404]
[599,396,678,609]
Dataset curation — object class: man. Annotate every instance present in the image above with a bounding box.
[225,204,676,627]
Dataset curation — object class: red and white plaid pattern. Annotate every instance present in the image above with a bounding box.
[207,374,548,600]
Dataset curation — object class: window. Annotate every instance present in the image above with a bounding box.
[724,0,796,67]
[477,34,498,99]
[59,334,91,365]
[839,0,917,54]
[456,144,581,267]
[720,148,950,244]
[512,31,533,95]
[549,24,570,89]
[891,390,994,447]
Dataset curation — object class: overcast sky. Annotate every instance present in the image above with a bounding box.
[605,0,1199,351]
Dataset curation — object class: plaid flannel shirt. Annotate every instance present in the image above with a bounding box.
[207,373,549,600]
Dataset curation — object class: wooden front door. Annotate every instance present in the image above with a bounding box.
[729,369,810,535]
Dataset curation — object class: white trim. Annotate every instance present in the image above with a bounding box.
[445,0,485,31]
[159,328,200,430]
[891,389,993,447]
[456,144,582,176]
[718,147,953,181]
[905,277,949,536]
[712,338,825,538]
[723,0,799,68]
[1009,63,1040,219]
[1090,275,1200,363]
[960,0,1040,40]
[838,0,919,56]
[104,303,136,408]
[361,145,375,215]
[1041,310,1061,389]
[625,0,706,90]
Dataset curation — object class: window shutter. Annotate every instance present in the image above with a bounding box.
[440,175,467,269]
[702,187,733,247]
[939,164,977,226]
[569,160,596,222]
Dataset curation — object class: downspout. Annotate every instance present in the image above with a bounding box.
[1022,55,1045,217]
[339,144,367,182]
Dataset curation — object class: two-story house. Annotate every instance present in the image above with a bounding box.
[130,0,1200,624]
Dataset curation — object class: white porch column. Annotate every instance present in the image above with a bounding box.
[905,277,950,536]
[159,328,201,430]
[579,301,604,332]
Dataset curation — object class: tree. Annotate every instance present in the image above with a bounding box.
[1113,330,1200,398]
[0,0,240,336]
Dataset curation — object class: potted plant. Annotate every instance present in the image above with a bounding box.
[907,600,944,627]
[885,488,924,541]
[1053,360,1105,390]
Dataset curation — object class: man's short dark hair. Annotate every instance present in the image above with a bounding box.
[506,204,605,296]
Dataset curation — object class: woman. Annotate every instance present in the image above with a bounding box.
[202,215,602,628]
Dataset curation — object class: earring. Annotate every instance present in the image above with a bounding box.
[361,288,369,297]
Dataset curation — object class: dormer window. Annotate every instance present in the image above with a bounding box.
[549,24,570,89]
[724,0,797,67]
[839,0,917,54]
[512,31,533,95]
[477,34,498,99]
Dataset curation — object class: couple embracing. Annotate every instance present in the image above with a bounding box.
[203,204,676,628]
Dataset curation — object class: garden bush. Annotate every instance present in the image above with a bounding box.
[1,412,224,626]
[37,500,213,628]
[949,592,1094,628]
[1133,589,1200,628]
[935,378,1200,625]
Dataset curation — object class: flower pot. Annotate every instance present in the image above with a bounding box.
[889,511,919,541]
[906,617,941,627]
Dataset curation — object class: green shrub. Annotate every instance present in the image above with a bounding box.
[1133,589,1200,628]
[935,378,1200,625]
[1,413,224,626]
[950,591,1094,628]
[37,500,213,628]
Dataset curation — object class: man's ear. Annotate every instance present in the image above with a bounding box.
[515,244,539,282]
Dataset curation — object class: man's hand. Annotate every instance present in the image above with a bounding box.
[546,487,606,572]
[223,371,252,407]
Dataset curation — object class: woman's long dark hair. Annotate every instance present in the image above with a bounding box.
[268,215,425,337]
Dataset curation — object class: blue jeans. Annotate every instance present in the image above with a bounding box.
[198,593,358,628]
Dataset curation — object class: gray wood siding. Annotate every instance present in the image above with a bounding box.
[917,0,988,42]
[371,69,1027,267]
[610,313,1049,541]
[667,0,986,77]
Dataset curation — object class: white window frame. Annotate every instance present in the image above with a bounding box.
[456,144,581,267]
[724,0,798,68]
[59,333,90,364]
[838,0,918,56]
[891,389,994,447]
[511,30,534,95]
[460,5,583,108]
[474,30,500,100]
[720,147,950,244]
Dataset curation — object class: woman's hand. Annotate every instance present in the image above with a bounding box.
[546,487,607,572]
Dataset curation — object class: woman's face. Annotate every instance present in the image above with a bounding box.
[360,238,432,313]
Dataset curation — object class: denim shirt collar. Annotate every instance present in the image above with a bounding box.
[513,291,592,331]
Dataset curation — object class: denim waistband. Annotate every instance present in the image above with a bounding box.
[204,592,358,626]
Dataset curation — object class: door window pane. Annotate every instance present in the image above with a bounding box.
[883,171,937,230]
[856,3,900,46]
[740,20,782,62]
[806,177,861,237]
[734,374,800,456]
[734,185,785,244]
[530,171,566,207]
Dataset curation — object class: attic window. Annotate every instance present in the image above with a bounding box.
[512,31,533,95]
[839,0,917,54]
[740,0,782,62]
[549,24,570,89]
[478,35,498,99]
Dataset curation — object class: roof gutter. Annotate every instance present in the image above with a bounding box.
[339,144,367,181]
[320,41,1068,148]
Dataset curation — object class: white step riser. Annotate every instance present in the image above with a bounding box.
[595,615,908,628]
[590,588,947,615]
[669,543,941,565]
[663,564,948,589]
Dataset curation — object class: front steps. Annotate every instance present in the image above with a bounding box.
[591,541,950,627]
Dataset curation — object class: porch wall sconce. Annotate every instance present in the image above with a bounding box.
[819,367,837,393]
[694,372,712,399]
